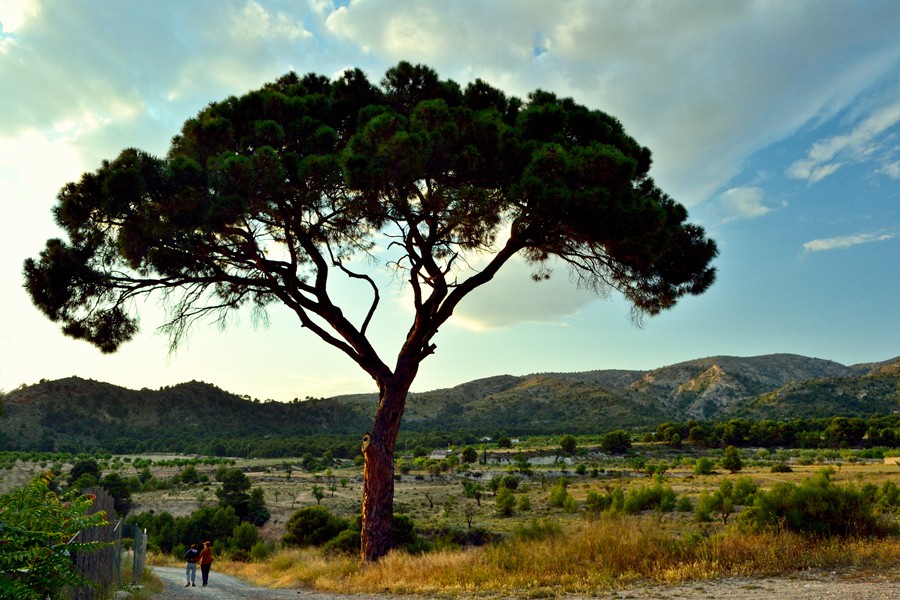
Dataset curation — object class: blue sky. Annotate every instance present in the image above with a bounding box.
[1,0,897,401]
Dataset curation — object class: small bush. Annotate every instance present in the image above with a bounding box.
[770,462,793,473]
[548,481,569,508]
[584,489,611,515]
[517,494,531,512]
[500,474,520,491]
[623,477,677,514]
[512,518,562,542]
[249,540,276,561]
[741,468,887,536]
[732,476,758,505]
[282,506,348,547]
[322,529,360,555]
[495,487,516,517]
[694,457,715,475]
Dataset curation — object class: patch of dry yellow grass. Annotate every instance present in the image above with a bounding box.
[212,516,900,596]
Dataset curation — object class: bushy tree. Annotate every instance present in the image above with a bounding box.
[495,487,516,517]
[68,458,101,489]
[216,468,251,518]
[98,471,132,516]
[25,62,717,560]
[601,429,631,454]
[548,480,570,508]
[247,487,270,526]
[462,481,484,506]
[179,505,240,548]
[559,434,577,455]
[230,521,261,555]
[283,506,349,547]
[720,445,743,473]
[694,457,715,475]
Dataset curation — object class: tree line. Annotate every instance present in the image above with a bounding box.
[647,414,900,449]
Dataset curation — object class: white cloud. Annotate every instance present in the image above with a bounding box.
[321,1,900,206]
[449,256,598,331]
[877,160,900,179]
[715,187,771,222]
[0,0,40,33]
[789,100,900,183]
[802,232,895,252]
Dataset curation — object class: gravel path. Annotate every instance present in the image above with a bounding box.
[151,566,382,599]
[597,572,900,600]
[152,566,900,599]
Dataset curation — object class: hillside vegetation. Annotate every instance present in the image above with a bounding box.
[2,354,897,454]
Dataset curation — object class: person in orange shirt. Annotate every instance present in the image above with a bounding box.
[197,540,214,586]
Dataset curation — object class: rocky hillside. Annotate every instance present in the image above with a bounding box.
[1,354,897,451]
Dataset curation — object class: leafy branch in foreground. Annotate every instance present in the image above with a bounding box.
[0,474,109,599]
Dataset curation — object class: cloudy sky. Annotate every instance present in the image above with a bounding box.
[1,0,898,401]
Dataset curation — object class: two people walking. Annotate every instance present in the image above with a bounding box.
[184,541,214,587]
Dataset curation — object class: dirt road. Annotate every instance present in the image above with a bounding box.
[152,566,900,599]
[151,566,380,599]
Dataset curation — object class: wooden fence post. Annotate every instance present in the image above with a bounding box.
[73,487,119,600]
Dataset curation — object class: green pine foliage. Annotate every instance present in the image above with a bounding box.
[282,506,349,547]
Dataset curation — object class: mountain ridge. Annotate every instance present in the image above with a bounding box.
[2,353,897,452]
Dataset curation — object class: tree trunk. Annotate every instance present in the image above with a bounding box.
[360,374,412,562]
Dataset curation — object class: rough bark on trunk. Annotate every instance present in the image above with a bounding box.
[360,376,411,562]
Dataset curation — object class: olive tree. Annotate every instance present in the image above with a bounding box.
[24,62,717,561]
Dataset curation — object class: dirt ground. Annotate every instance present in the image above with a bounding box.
[152,565,900,600]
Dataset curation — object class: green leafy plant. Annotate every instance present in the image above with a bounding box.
[740,468,887,536]
[495,487,516,517]
[282,506,349,547]
[0,474,109,600]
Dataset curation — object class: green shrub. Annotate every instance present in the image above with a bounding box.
[584,489,611,515]
[548,480,569,508]
[282,506,348,547]
[517,493,531,512]
[500,474,520,491]
[694,457,715,475]
[740,468,886,536]
[731,476,758,505]
[231,522,260,553]
[512,518,562,542]
[0,474,108,600]
[720,446,743,473]
[495,487,516,517]
[623,477,676,514]
[249,540,276,561]
[323,529,361,555]
[770,462,793,473]
[876,480,899,509]
[676,495,693,512]
[601,429,632,454]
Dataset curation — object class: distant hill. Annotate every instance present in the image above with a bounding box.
[1,354,897,452]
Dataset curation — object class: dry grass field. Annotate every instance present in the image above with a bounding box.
[110,444,900,569]
[4,445,899,596]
